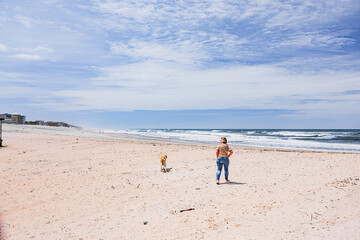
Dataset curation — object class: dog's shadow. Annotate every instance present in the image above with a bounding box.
[165,168,172,173]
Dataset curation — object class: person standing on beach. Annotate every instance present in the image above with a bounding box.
[216,137,233,184]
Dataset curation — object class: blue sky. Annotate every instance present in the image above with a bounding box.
[1,0,360,129]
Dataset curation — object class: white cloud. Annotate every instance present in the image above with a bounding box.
[9,46,55,61]
[30,62,359,113]
[92,61,186,88]
[12,54,43,61]
[0,71,45,98]
[1,0,359,123]
[251,0,358,30]
[0,43,8,52]
[279,31,355,48]
[107,30,249,65]
[81,0,358,64]
[34,46,54,53]
[14,15,33,28]
[13,46,54,54]
[2,0,354,67]
[39,0,62,4]
[89,0,357,32]
[0,71,25,83]
[94,1,156,22]
[109,40,208,64]
[0,85,42,98]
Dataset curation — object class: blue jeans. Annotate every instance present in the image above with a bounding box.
[216,157,229,180]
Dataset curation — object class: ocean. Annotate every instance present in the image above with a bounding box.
[108,129,360,153]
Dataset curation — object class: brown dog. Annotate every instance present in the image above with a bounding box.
[160,155,167,172]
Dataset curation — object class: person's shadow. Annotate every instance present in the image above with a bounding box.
[166,168,172,173]
[220,181,246,185]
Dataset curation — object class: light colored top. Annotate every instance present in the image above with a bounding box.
[216,143,232,157]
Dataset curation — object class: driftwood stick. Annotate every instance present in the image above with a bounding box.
[180,208,195,213]
[333,186,345,191]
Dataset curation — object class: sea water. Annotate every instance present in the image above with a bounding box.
[107,129,360,153]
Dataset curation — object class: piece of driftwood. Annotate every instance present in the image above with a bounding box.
[180,208,195,213]
[333,186,345,191]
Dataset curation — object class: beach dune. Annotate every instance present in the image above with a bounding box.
[0,125,359,239]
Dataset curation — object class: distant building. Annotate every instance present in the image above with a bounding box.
[36,120,45,125]
[11,114,26,124]
[0,113,75,128]
[25,120,45,125]
[45,121,71,127]
[0,113,26,124]
[1,113,12,124]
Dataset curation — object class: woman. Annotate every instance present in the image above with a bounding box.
[216,137,233,184]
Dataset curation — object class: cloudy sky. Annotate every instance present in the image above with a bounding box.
[1,0,360,129]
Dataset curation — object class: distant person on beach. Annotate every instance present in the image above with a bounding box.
[216,137,233,184]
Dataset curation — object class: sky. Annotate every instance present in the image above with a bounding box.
[0,0,360,129]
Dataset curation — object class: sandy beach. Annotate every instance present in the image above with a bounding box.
[0,124,359,240]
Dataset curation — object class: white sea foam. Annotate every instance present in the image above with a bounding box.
[106,129,360,152]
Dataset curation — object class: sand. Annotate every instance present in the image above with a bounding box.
[0,124,359,240]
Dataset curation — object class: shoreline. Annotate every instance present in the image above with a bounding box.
[113,132,360,155]
[2,124,359,155]
[103,130,360,155]
[104,128,360,154]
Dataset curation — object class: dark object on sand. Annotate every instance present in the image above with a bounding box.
[143,221,148,225]
[180,208,195,213]
[0,210,4,240]
[0,116,4,147]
